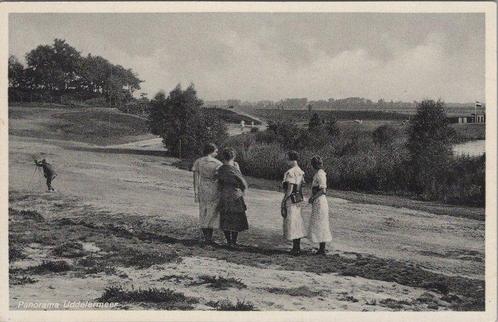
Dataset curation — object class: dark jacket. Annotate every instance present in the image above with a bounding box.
[35,161,56,178]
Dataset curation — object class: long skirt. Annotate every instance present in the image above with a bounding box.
[308,195,332,243]
[198,202,220,229]
[220,211,249,232]
[198,180,220,229]
[283,200,306,240]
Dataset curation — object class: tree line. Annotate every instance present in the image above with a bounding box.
[8,39,142,106]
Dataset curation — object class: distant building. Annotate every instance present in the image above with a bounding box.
[448,113,485,124]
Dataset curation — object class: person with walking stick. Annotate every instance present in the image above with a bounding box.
[34,159,57,192]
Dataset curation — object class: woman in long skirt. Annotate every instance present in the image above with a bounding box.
[217,148,249,248]
[307,155,332,255]
[281,150,306,256]
[192,143,223,244]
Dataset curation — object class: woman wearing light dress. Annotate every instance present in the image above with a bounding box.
[281,150,307,256]
[307,155,332,255]
[192,143,223,245]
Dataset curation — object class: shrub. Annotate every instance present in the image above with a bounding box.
[118,99,149,116]
[97,286,197,309]
[84,97,107,107]
[236,143,288,180]
[265,286,323,297]
[9,246,26,262]
[207,299,256,311]
[372,124,399,146]
[221,103,484,207]
[29,260,72,274]
[190,275,246,290]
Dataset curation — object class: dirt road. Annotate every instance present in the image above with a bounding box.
[9,133,484,311]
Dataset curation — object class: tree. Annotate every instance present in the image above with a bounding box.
[25,39,82,94]
[8,55,24,88]
[325,115,340,137]
[308,113,322,132]
[10,39,143,105]
[147,84,227,158]
[407,100,455,197]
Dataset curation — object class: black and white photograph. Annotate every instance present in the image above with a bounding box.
[1,2,497,321]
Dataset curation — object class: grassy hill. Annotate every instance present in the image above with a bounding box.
[9,105,152,146]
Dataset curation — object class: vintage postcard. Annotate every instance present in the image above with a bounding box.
[0,2,496,322]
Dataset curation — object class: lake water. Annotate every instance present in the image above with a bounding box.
[453,140,485,157]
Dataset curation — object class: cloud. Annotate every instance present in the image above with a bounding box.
[9,13,484,102]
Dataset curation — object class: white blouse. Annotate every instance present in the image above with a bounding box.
[312,169,327,189]
[283,166,305,185]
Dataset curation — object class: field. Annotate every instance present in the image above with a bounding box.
[243,109,410,123]
[8,105,485,311]
[204,107,262,125]
[235,107,485,142]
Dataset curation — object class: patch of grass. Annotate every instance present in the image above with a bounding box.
[265,286,322,297]
[27,260,72,274]
[9,208,44,221]
[10,275,38,286]
[157,274,193,283]
[116,249,181,269]
[415,292,437,304]
[206,299,256,311]
[378,298,411,310]
[76,257,117,275]
[52,242,87,258]
[451,123,485,143]
[365,299,377,306]
[9,106,150,146]
[338,294,360,303]
[9,246,26,262]
[422,281,450,295]
[97,286,197,310]
[191,275,246,290]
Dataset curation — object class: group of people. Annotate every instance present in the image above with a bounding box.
[192,143,332,255]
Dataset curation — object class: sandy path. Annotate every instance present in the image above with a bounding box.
[9,135,484,281]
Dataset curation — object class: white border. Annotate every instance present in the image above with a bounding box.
[0,2,496,322]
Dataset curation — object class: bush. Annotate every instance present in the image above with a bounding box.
[84,97,107,107]
[118,99,149,115]
[207,299,256,311]
[372,124,399,146]
[221,101,484,207]
[97,286,197,309]
[438,155,485,206]
[236,143,288,180]
[190,275,246,290]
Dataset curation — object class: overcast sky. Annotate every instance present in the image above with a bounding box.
[9,13,484,103]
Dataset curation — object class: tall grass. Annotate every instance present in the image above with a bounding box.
[223,123,484,207]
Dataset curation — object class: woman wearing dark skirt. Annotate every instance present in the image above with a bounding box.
[217,148,249,248]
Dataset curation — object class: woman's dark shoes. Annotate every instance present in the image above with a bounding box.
[316,249,326,256]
